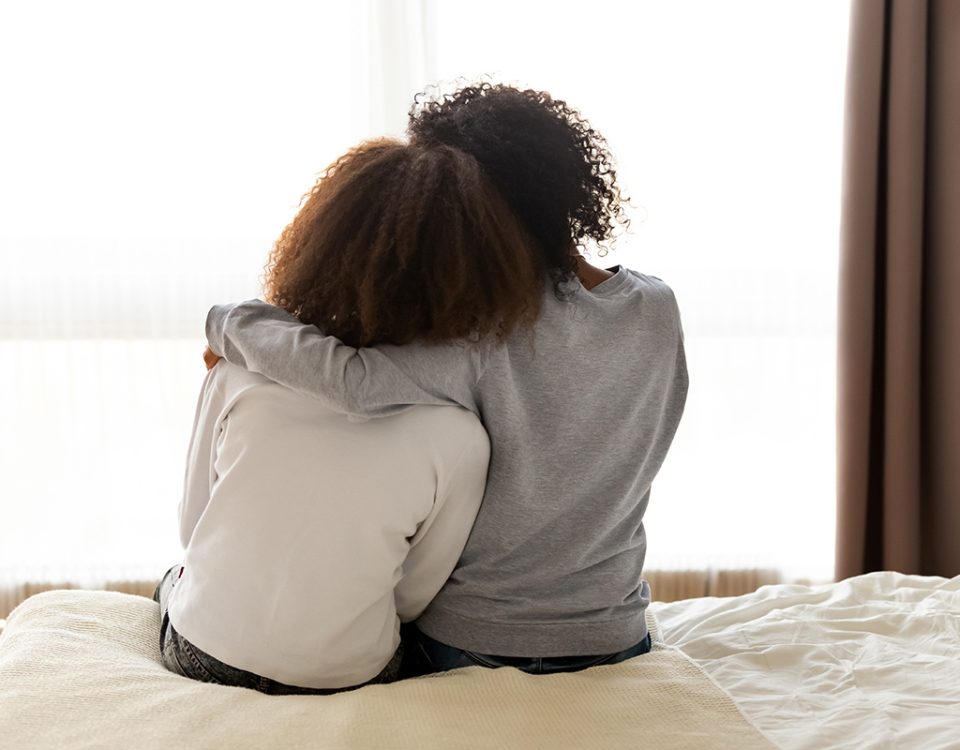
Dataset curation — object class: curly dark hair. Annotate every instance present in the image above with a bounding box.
[264,138,546,347]
[408,82,629,285]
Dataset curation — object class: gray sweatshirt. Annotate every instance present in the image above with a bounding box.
[206,266,688,656]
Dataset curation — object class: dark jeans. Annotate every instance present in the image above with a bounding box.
[400,623,653,677]
[153,565,401,696]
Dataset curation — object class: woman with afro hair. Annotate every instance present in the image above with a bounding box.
[158,138,546,693]
[204,83,689,676]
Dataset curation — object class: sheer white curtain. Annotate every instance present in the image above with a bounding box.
[0,0,408,582]
[429,0,849,581]
[0,0,848,585]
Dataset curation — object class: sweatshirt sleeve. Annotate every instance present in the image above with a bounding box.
[394,425,490,622]
[205,300,484,418]
[178,367,228,549]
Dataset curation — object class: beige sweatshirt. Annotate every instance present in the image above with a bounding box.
[168,362,489,688]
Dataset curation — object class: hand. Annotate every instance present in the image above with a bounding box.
[203,347,222,370]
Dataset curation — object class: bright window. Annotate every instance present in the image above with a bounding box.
[1,1,849,584]
[429,0,850,581]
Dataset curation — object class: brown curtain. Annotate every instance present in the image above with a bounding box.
[837,0,960,580]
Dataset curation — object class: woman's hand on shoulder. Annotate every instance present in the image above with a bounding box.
[203,347,222,370]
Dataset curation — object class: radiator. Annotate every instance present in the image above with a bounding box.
[1,570,786,623]
[644,568,784,602]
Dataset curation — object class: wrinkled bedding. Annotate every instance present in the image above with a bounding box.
[2,572,955,749]
[0,590,771,750]
[653,571,960,750]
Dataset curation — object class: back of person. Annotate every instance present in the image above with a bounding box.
[416,268,685,656]
[204,82,689,674]
[156,134,550,693]
[205,268,686,662]
[168,362,489,689]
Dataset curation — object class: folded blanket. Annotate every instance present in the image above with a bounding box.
[0,591,773,749]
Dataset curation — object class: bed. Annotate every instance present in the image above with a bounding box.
[0,572,956,749]
[655,571,960,749]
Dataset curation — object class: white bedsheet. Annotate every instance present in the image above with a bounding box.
[0,590,774,750]
[652,572,960,750]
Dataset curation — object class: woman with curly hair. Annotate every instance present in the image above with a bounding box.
[155,138,547,693]
[204,83,689,676]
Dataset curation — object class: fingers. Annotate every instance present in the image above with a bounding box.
[203,347,223,370]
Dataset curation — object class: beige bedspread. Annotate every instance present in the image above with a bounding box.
[0,590,772,749]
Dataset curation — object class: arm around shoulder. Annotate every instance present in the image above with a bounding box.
[206,300,484,417]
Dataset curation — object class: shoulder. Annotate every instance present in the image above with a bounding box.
[405,403,487,440]
[405,405,490,462]
[204,361,304,419]
[419,406,490,501]
[208,360,275,394]
[620,268,682,322]
[623,269,678,299]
